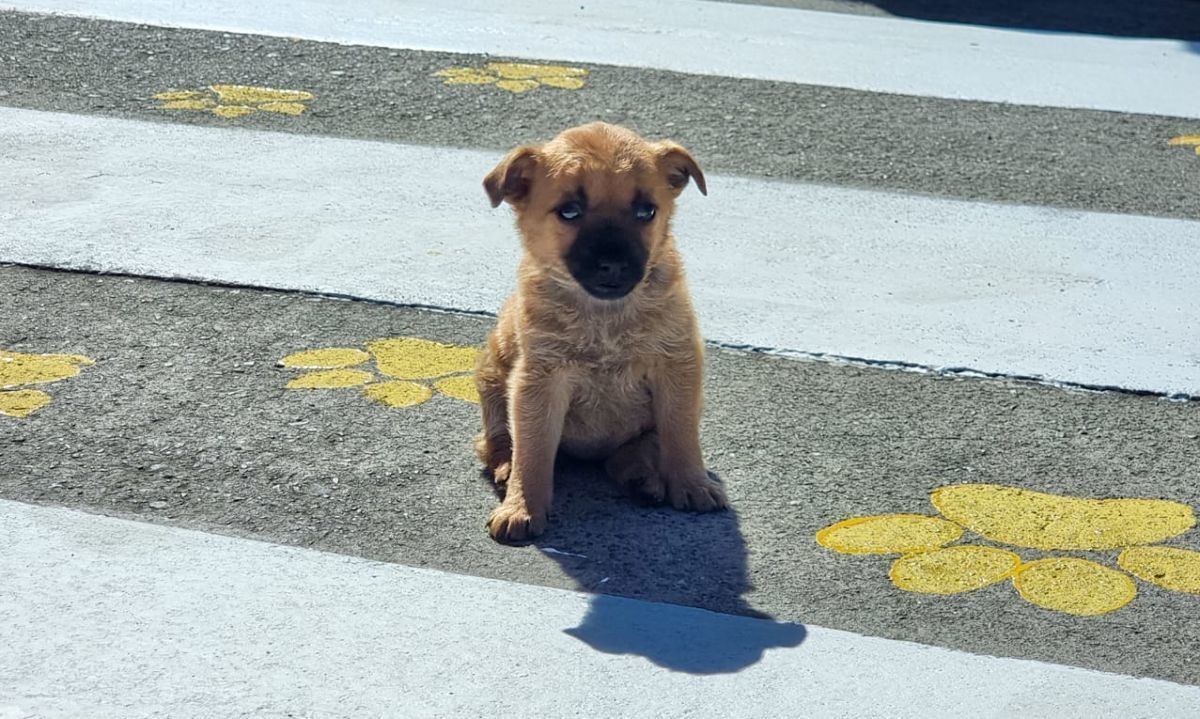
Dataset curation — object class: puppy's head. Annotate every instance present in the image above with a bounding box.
[484,122,705,301]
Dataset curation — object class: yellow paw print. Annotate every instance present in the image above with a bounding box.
[0,350,95,418]
[817,484,1200,616]
[1169,135,1200,156]
[279,337,480,408]
[154,84,315,118]
[435,62,589,93]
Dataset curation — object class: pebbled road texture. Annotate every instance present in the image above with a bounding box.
[3,264,1199,684]
[1,11,1198,220]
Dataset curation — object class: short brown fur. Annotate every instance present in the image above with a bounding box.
[476,122,726,543]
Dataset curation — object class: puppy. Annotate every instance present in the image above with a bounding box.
[475,122,727,543]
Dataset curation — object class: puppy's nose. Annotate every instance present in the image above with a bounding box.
[595,259,628,283]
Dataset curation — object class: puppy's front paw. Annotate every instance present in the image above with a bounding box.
[487,499,547,543]
[664,471,728,512]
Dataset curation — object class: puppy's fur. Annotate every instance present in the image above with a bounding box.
[476,122,727,543]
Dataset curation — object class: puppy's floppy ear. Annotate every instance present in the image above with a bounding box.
[656,141,707,196]
[484,144,540,208]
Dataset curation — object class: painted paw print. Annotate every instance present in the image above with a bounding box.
[0,350,95,418]
[1169,135,1200,156]
[279,337,480,408]
[154,84,314,118]
[435,62,589,93]
[817,484,1200,616]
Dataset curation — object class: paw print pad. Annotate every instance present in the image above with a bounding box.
[436,62,589,93]
[155,84,315,118]
[0,351,95,418]
[279,337,480,408]
[817,484,1200,616]
[1169,134,1200,156]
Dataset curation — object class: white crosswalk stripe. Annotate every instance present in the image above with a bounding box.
[5,500,1200,719]
[4,106,1198,395]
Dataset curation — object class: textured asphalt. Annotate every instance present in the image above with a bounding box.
[4,264,1200,685]
[1,10,1198,220]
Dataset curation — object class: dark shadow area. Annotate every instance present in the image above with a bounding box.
[861,0,1200,40]
[563,594,807,674]
[490,456,806,675]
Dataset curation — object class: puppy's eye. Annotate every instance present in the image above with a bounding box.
[633,201,657,222]
[557,201,583,222]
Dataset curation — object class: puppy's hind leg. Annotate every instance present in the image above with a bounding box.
[605,431,670,504]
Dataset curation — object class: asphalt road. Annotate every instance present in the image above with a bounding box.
[4,264,1199,684]
[1,10,1197,220]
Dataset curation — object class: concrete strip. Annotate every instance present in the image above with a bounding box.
[3,0,1199,118]
[4,108,1199,395]
[2,499,1197,718]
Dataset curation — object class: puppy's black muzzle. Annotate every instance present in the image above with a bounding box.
[564,221,648,300]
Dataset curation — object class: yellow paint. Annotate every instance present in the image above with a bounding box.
[363,380,433,408]
[210,85,314,104]
[490,63,586,80]
[154,85,314,118]
[0,389,53,418]
[0,350,94,418]
[1,351,93,386]
[495,79,541,94]
[436,62,589,94]
[538,76,587,90]
[1168,135,1200,155]
[280,336,481,410]
[367,338,479,380]
[890,545,1021,595]
[437,68,501,85]
[258,101,308,116]
[1119,546,1200,593]
[816,514,963,555]
[930,484,1195,550]
[279,348,370,369]
[433,375,481,404]
[286,369,374,389]
[817,483,1200,617]
[158,99,217,110]
[212,105,257,118]
[1013,558,1137,616]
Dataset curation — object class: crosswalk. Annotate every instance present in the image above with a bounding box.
[7,0,1199,116]
[2,1,1199,716]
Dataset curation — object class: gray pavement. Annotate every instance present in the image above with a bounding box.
[4,264,1199,685]
[2,10,1198,220]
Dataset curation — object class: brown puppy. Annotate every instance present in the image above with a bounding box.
[475,122,727,543]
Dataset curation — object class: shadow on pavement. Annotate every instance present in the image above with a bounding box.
[861,0,1200,40]
[505,456,806,675]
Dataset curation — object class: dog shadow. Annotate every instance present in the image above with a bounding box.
[861,0,1200,40]
[492,455,806,675]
